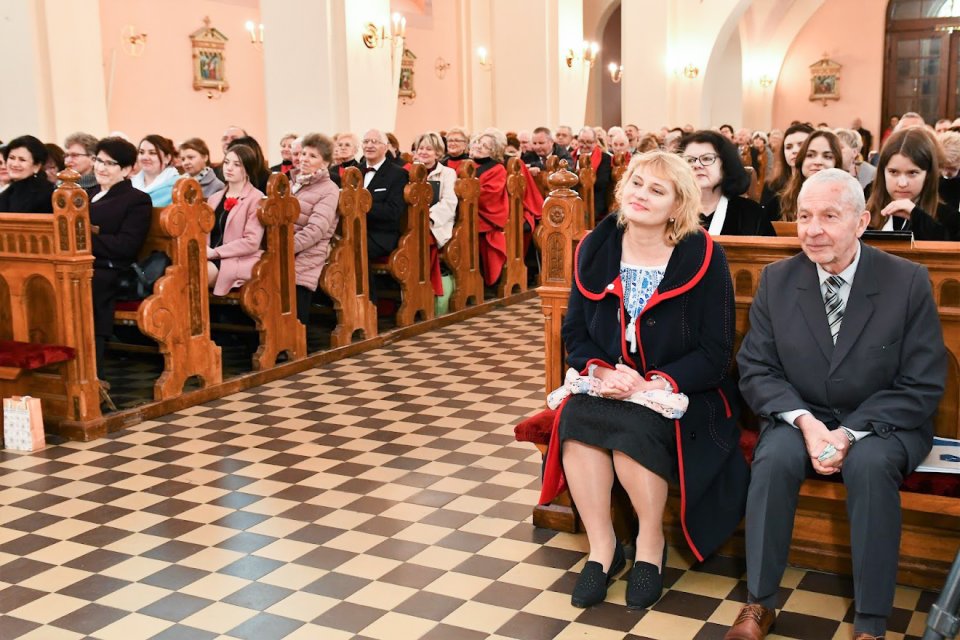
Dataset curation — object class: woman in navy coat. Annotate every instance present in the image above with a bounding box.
[541,151,748,610]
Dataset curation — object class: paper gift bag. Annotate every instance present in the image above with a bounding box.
[3,395,45,452]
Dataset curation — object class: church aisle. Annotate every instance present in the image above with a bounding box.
[0,300,937,640]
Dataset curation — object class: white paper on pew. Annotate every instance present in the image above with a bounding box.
[915,437,960,474]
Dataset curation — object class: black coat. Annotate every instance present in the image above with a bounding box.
[360,159,409,259]
[561,216,749,561]
[703,195,775,236]
[520,143,573,169]
[0,174,55,213]
[330,159,361,187]
[86,179,153,336]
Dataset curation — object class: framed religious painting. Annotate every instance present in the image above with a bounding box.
[190,16,229,92]
[809,57,841,105]
[399,48,416,102]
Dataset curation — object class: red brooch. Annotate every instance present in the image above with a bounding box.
[224,197,239,212]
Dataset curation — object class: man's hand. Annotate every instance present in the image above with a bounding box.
[528,166,541,177]
[796,414,848,475]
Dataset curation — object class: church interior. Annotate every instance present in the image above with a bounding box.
[2,0,960,638]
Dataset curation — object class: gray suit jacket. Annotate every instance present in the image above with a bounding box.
[737,242,946,471]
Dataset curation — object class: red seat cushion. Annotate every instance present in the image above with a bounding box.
[0,340,76,369]
[515,408,960,498]
[114,300,142,312]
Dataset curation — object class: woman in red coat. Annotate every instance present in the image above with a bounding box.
[470,128,509,286]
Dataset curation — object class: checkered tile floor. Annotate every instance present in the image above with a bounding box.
[0,300,940,639]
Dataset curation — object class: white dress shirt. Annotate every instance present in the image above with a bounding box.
[363,159,386,189]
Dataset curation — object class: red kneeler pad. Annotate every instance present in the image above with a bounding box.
[0,340,76,370]
[514,407,960,499]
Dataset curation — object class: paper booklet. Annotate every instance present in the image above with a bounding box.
[915,437,960,474]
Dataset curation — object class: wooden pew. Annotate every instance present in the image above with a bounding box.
[371,163,435,326]
[576,153,596,230]
[772,221,797,237]
[498,158,528,297]
[319,167,378,347]
[212,173,306,370]
[442,160,484,312]
[114,178,222,400]
[0,174,103,439]
[608,151,630,215]
[521,188,960,589]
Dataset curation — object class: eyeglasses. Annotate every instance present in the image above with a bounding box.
[361,139,385,146]
[64,152,90,160]
[682,153,719,167]
[93,157,120,168]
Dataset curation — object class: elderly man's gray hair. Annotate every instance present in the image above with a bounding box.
[798,168,865,215]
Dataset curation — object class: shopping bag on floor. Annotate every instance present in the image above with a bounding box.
[3,395,45,452]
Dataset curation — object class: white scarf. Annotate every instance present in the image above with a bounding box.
[706,195,729,236]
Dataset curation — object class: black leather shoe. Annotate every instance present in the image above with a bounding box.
[626,542,667,609]
[571,541,626,608]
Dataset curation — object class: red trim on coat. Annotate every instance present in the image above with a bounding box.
[539,396,569,505]
[674,419,705,562]
[580,359,614,375]
[645,370,679,393]
[717,388,732,419]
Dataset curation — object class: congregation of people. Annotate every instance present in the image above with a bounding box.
[4,109,960,640]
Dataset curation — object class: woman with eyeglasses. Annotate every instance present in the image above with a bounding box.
[178,138,225,198]
[86,137,152,378]
[0,135,55,213]
[132,134,180,207]
[680,131,774,236]
[442,127,471,172]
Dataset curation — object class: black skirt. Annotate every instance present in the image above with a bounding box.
[559,394,677,483]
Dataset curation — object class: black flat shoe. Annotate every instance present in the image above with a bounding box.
[571,541,626,608]
[626,542,667,610]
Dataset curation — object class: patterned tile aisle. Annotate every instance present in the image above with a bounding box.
[0,300,939,639]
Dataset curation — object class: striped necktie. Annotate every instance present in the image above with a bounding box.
[823,275,845,344]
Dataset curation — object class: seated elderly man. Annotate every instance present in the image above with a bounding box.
[359,129,408,260]
[570,127,611,222]
[728,169,946,640]
[63,132,98,189]
[521,126,572,177]
[331,132,361,186]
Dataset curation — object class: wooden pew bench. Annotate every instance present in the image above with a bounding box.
[319,167,378,347]
[210,173,306,370]
[113,178,222,400]
[516,190,960,590]
[370,163,435,327]
[442,160,484,312]
[0,175,103,439]
[498,158,528,297]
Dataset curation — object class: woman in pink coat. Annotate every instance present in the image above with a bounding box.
[291,133,339,324]
[207,144,266,296]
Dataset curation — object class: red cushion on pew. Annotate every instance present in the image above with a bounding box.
[114,300,142,312]
[0,340,76,370]
[514,407,960,498]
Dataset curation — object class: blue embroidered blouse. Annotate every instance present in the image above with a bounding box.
[621,262,666,353]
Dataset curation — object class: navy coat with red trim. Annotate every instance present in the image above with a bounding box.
[559,215,749,562]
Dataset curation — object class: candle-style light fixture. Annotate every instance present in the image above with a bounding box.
[682,63,699,79]
[566,41,599,68]
[759,74,773,89]
[477,46,492,70]
[608,62,623,84]
[244,20,264,49]
[361,13,406,70]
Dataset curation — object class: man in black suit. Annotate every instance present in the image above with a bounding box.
[728,169,947,640]
[520,126,572,177]
[571,127,611,223]
[359,129,408,260]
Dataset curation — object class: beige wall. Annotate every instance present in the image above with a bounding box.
[99,0,266,163]
[771,0,885,149]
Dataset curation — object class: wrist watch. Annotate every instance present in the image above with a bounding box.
[839,427,856,446]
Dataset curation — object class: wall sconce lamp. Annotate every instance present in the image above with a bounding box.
[759,74,773,89]
[608,62,623,84]
[245,20,264,49]
[435,57,451,79]
[566,41,599,68]
[206,82,226,100]
[477,46,492,70]
[682,63,699,79]
[121,25,147,57]
[362,13,406,49]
